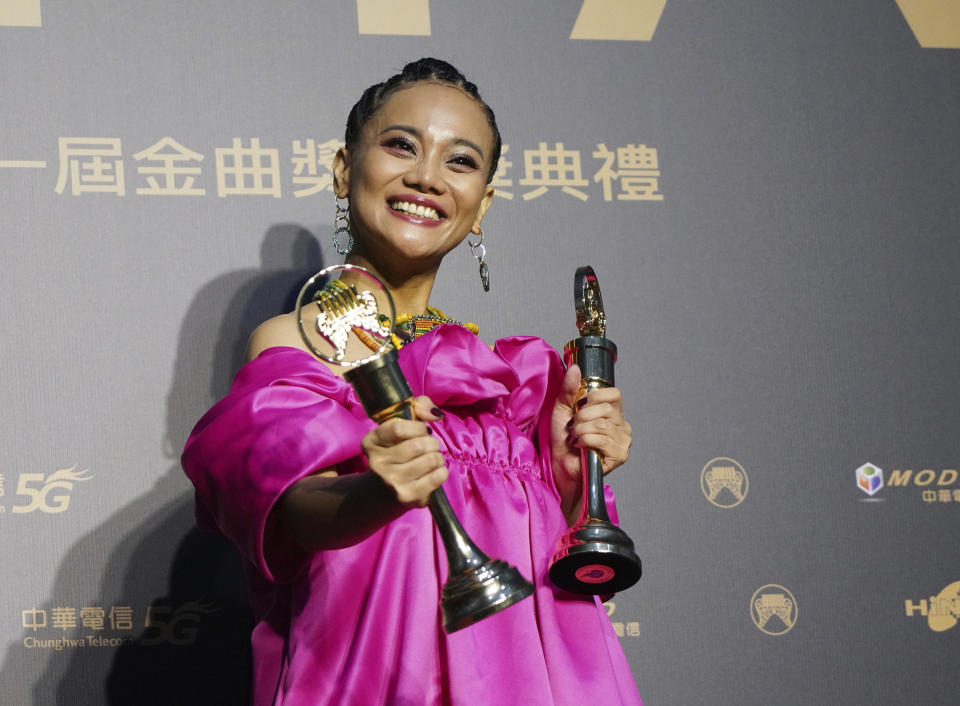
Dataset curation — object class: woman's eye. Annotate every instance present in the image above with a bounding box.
[448,154,479,171]
[384,137,415,154]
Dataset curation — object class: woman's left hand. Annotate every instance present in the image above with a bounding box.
[550,364,632,512]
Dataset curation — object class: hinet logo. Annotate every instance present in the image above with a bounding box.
[905,581,960,632]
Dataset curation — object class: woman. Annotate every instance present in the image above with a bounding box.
[183,58,642,706]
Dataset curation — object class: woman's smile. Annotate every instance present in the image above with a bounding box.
[387,195,445,224]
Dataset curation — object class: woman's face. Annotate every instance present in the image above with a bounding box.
[334,82,495,269]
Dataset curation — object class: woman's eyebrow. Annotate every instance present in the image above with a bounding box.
[378,124,485,159]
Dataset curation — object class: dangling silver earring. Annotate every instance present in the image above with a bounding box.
[332,198,353,255]
[468,229,490,292]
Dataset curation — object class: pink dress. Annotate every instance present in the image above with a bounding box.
[182,325,642,706]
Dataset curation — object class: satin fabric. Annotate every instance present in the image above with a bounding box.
[182,325,642,706]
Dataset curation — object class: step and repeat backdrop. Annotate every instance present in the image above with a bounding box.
[1,1,958,704]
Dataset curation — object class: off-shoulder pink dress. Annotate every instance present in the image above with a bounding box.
[182,325,642,706]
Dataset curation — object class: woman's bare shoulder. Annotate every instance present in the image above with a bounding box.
[245,312,308,363]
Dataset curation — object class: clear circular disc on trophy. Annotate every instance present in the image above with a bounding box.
[295,264,397,369]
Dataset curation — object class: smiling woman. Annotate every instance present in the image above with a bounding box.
[182,58,642,706]
[333,81,495,293]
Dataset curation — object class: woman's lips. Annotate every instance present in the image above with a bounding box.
[387,197,444,222]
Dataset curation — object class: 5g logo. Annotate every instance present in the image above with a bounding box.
[142,601,219,646]
[11,466,93,514]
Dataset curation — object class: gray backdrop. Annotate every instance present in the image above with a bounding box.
[2,1,958,704]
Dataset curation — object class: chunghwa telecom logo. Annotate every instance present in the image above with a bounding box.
[856,463,883,497]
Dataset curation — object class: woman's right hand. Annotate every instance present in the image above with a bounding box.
[361,397,448,508]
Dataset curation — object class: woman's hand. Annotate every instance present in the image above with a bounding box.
[362,397,448,508]
[550,365,632,519]
[274,398,447,553]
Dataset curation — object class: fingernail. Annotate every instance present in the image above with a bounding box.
[565,419,574,430]
[426,427,434,435]
[576,397,588,408]
[566,433,575,446]
[430,407,445,418]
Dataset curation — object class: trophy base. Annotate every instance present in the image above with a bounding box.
[441,559,535,633]
[549,521,641,595]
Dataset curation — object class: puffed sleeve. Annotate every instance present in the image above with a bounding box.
[182,347,373,583]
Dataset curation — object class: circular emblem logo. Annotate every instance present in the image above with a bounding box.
[701,457,749,508]
[576,565,616,583]
[750,584,798,635]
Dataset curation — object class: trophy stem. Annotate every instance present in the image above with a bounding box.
[345,349,534,632]
[581,446,611,523]
[428,489,486,574]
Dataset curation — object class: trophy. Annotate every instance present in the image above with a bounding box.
[548,266,642,594]
[295,264,534,632]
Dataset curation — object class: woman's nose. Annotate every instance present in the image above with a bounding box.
[404,155,445,194]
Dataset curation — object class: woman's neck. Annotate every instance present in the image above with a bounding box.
[343,252,437,316]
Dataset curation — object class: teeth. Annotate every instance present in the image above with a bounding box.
[390,200,440,220]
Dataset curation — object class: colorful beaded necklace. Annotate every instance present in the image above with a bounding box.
[317,280,479,352]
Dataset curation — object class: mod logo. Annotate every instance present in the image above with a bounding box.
[856,463,883,496]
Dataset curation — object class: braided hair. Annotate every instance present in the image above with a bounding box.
[344,58,502,183]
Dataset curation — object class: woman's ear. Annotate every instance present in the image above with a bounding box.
[332,148,350,198]
[470,185,495,233]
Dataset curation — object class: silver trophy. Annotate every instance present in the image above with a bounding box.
[548,266,642,594]
[295,264,534,632]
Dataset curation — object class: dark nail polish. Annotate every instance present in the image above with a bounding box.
[576,397,588,408]
[430,407,445,418]
[426,426,434,435]
[565,419,574,429]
